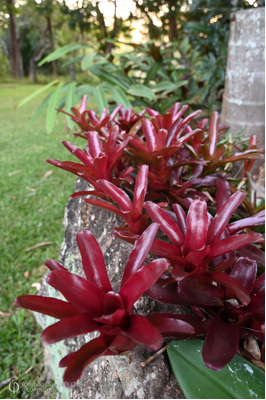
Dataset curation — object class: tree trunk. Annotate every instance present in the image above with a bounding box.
[106,0,117,54]
[168,14,177,42]
[28,27,50,83]
[6,0,22,78]
[46,14,57,76]
[69,62,76,81]
[29,59,37,83]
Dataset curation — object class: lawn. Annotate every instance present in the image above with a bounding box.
[0,82,79,398]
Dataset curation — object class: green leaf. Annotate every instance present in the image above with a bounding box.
[110,86,132,109]
[184,22,214,37]
[46,82,64,134]
[64,82,76,129]
[94,85,108,114]
[81,53,96,71]
[62,55,84,67]
[167,339,265,399]
[16,80,59,108]
[89,66,129,90]
[127,84,155,100]
[75,84,95,99]
[144,61,161,85]
[30,92,52,123]
[181,37,190,55]
[152,81,187,92]
[39,43,88,66]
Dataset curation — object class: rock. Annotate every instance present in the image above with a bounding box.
[36,177,185,399]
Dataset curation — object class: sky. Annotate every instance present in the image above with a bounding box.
[64,0,136,19]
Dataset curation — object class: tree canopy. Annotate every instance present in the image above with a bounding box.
[0,0,263,82]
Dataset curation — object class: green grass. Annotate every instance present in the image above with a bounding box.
[0,83,79,398]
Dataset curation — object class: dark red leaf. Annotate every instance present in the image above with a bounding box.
[145,201,184,247]
[84,198,124,219]
[230,257,257,294]
[142,118,156,151]
[215,178,231,211]
[212,256,237,273]
[166,119,182,146]
[76,231,112,292]
[252,272,265,295]
[202,313,239,371]
[79,95,88,114]
[133,165,149,212]
[63,337,108,383]
[212,272,250,305]
[41,313,100,344]
[94,309,126,325]
[62,141,93,166]
[178,278,225,306]
[126,314,162,351]
[108,335,135,353]
[185,246,210,266]
[208,111,219,156]
[217,149,264,165]
[97,180,132,211]
[147,313,196,338]
[44,259,68,272]
[102,291,124,314]
[145,277,189,305]
[184,199,208,251]
[227,210,265,235]
[208,232,264,259]
[47,270,105,316]
[247,294,265,315]
[121,223,160,286]
[206,191,246,245]
[14,295,82,319]
[120,258,170,311]
[87,131,103,159]
[107,137,132,171]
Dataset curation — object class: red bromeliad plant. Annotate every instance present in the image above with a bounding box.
[51,97,264,206]
[142,193,265,369]
[15,101,265,388]
[15,224,206,384]
[47,125,133,188]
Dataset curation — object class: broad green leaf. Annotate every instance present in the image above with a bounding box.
[62,55,84,67]
[184,22,214,37]
[153,81,187,92]
[16,80,59,108]
[110,86,132,109]
[181,37,190,55]
[39,43,88,66]
[81,53,96,71]
[127,84,155,100]
[94,85,108,114]
[64,82,76,129]
[90,66,129,90]
[75,84,95,99]
[168,340,265,399]
[144,61,161,85]
[30,92,52,123]
[46,82,64,134]
[157,69,170,81]
[112,71,132,88]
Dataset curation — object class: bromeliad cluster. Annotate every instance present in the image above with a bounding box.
[15,99,265,385]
